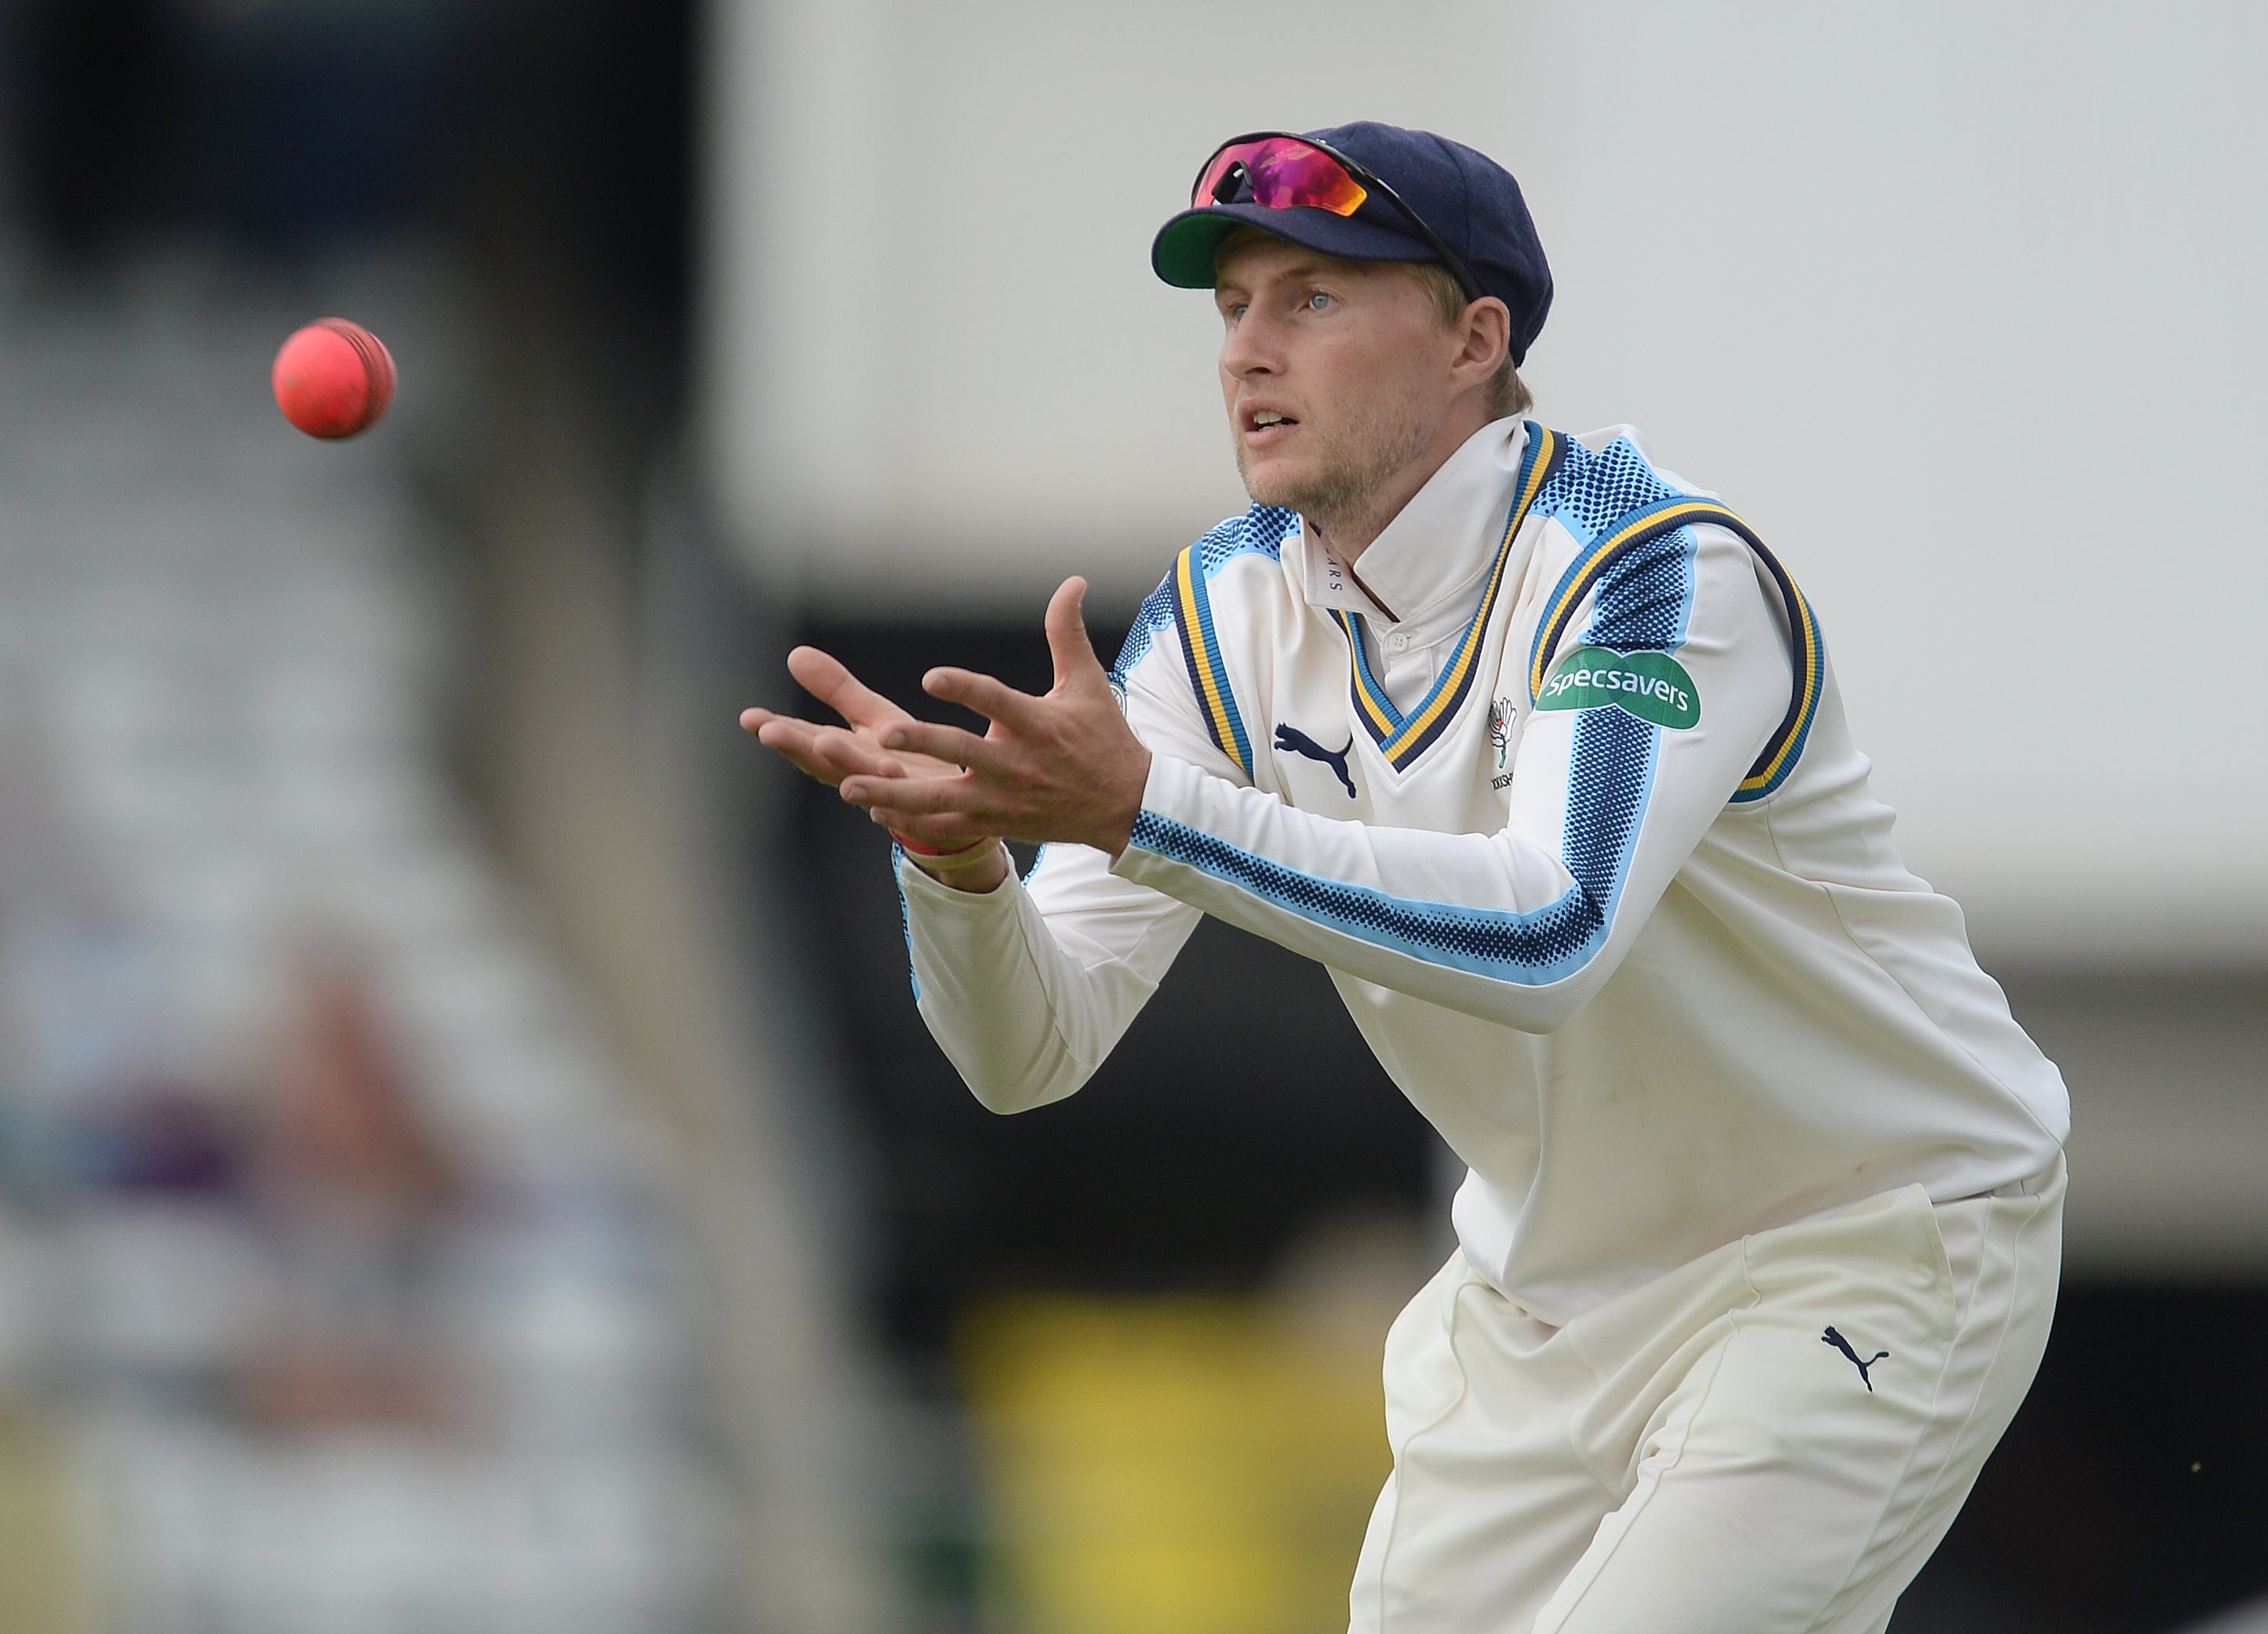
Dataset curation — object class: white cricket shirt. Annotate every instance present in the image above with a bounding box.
[897,419,2070,1325]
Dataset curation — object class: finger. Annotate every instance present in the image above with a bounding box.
[840,773,1002,819]
[759,719,902,785]
[754,738,848,787]
[922,667,1044,732]
[756,704,968,785]
[787,645,905,731]
[804,731,906,783]
[878,718,1013,771]
[749,716,841,780]
[741,705,825,736]
[753,715,835,761]
[1043,576,1106,692]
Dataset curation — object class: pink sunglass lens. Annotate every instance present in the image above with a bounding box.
[1195,140,1368,216]
[1195,147,1250,206]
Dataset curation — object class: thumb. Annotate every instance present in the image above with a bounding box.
[1045,576,1105,692]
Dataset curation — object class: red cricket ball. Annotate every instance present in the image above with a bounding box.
[272,318,398,439]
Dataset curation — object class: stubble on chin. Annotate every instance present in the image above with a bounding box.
[1232,402,1435,540]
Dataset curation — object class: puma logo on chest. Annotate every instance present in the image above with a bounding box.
[1273,724,1357,798]
[1822,1326,1889,1391]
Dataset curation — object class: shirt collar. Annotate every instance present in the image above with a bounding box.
[1295,417,1530,630]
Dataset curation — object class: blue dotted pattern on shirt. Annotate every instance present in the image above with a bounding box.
[1553,438,1700,655]
[1130,812,1605,979]
[1545,436,1695,927]
[1561,517,1690,914]
[1533,434,1679,545]
[1112,505,1295,683]
[1561,710,1658,909]
[1588,531,1697,653]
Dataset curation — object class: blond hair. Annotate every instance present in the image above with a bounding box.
[1409,262,1532,420]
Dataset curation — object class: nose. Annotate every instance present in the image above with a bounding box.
[1220,306,1280,381]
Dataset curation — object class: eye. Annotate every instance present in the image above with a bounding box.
[1306,291,1337,311]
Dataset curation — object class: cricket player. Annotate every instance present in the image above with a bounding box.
[743,122,2069,1632]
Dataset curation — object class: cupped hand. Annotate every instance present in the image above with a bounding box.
[835,577,1151,857]
[740,645,968,791]
[742,642,1019,892]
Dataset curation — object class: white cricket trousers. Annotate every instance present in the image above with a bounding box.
[1348,1160,2065,1633]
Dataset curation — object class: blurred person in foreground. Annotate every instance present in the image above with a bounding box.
[743,123,2068,1632]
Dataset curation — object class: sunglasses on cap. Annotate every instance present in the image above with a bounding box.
[1190,131,1485,306]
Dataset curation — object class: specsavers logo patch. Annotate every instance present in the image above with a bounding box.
[1536,646,1700,730]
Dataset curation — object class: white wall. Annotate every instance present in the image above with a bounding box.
[703,1,2268,964]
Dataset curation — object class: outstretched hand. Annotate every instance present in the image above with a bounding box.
[739,577,1151,881]
[740,644,969,791]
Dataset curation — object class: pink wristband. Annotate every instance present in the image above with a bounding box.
[892,833,1000,872]
[892,832,980,858]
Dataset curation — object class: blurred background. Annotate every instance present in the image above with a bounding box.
[0,2,2260,1631]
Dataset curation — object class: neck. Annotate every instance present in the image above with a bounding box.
[1308,455,1441,561]
[1308,405,1493,562]
[1306,499,1402,565]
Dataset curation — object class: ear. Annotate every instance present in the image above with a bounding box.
[1450,295,1512,391]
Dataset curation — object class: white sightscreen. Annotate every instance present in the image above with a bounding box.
[703,2,2268,964]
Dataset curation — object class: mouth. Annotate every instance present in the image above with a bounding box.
[1240,404,1300,447]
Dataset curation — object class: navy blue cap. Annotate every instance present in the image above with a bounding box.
[1152,121,1553,366]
